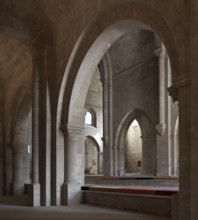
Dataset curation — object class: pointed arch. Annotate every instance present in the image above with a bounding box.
[115,109,155,176]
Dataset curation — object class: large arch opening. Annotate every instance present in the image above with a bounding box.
[115,109,155,176]
[58,2,181,205]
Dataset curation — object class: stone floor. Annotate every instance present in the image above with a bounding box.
[0,196,171,220]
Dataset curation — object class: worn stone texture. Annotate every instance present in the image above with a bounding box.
[125,122,142,173]
[0,0,196,219]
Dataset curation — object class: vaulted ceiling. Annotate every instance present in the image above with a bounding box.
[0,33,31,87]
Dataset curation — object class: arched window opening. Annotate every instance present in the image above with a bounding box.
[85,109,97,127]
[125,119,142,174]
[85,111,92,125]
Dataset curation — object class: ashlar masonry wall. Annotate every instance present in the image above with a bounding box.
[108,30,158,175]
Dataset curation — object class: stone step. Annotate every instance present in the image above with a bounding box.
[85,175,179,187]
[82,190,173,216]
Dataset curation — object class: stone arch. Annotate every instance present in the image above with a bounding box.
[84,127,103,152]
[13,94,31,146]
[115,109,155,176]
[58,1,181,128]
[4,86,30,195]
[0,1,56,204]
[12,93,32,194]
[85,135,101,153]
[57,2,182,204]
[10,86,31,144]
[125,120,142,174]
[84,135,101,175]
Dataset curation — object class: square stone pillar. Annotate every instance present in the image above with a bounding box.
[61,183,82,205]
[169,80,191,220]
[28,183,40,207]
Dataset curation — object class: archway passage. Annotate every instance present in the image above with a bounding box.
[116,109,155,176]
[84,137,100,175]
[125,120,142,175]
[58,1,181,207]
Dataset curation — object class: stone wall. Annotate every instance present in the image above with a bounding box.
[125,122,142,173]
[85,67,103,136]
[85,137,98,175]
[107,30,157,175]
[109,30,158,137]
[84,67,103,175]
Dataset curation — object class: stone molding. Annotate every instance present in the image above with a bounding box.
[168,77,190,102]
[156,123,166,136]
[60,123,84,135]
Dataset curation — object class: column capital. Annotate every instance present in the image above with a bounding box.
[154,44,165,57]
[168,77,190,102]
[60,123,84,135]
[156,123,166,136]
[167,85,178,102]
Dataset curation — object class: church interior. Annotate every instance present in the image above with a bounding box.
[0,0,197,219]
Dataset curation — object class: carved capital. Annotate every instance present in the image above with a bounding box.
[167,85,178,102]
[154,47,162,56]
[60,123,84,136]
[168,78,190,102]
[154,44,165,58]
[156,123,166,136]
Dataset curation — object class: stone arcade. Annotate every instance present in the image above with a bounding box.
[0,1,196,220]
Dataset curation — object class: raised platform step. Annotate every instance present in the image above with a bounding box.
[85,175,179,188]
[82,189,174,216]
[82,185,178,196]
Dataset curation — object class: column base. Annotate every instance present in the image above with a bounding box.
[28,183,40,207]
[61,182,82,205]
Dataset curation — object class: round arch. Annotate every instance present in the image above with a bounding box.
[85,135,101,153]
[115,109,155,176]
[84,135,101,175]
[84,127,103,152]
[58,1,181,128]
